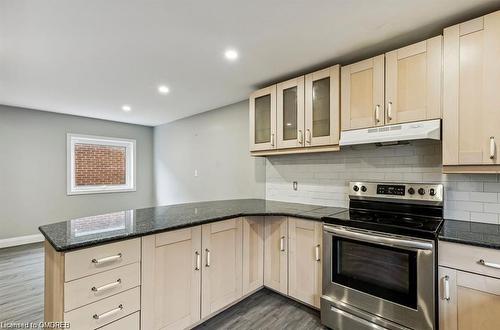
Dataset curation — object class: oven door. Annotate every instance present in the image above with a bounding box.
[322,225,435,330]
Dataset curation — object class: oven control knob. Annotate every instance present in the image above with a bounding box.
[429,188,436,196]
[408,187,415,195]
[353,185,359,192]
[361,186,367,192]
[418,188,426,195]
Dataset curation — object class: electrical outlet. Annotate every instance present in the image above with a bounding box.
[293,181,298,191]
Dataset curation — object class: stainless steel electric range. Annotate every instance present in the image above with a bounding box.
[321,181,444,330]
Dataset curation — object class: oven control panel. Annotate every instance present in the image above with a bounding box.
[349,181,443,204]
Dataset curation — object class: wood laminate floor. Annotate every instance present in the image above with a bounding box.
[0,243,325,329]
[0,242,44,324]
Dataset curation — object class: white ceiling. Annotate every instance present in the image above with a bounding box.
[1,0,499,126]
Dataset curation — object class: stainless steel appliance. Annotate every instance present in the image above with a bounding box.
[321,182,444,330]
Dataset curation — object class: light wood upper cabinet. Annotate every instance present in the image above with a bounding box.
[341,55,385,130]
[385,36,442,124]
[242,216,264,295]
[141,227,201,330]
[277,76,305,149]
[305,65,340,147]
[443,11,500,168]
[288,218,322,308]
[264,216,288,295]
[439,266,500,330]
[201,218,243,318]
[249,86,277,151]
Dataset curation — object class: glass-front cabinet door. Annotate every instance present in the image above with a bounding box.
[305,65,340,146]
[277,76,305,149]
[249,85,276,151]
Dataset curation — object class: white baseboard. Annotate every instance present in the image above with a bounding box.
[0,234,45,249]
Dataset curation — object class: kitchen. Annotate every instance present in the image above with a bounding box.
[2,1,500,329]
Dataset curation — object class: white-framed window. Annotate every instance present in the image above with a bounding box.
[67,133,136,195]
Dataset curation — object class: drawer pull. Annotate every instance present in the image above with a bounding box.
[91,253,122,265]
[490,137,496,160]
[315,244,321,261]
[443,275,450,301]
[195,251,201,271]
[479,259,500,269]
[92,304,123,320]
[91,279,122,293]
[205,249,210,267]
[280,236,285,252]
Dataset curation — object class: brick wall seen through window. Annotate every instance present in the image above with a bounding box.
[74,143,126,186]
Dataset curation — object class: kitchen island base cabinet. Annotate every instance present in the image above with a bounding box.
[288,218,322,308]
[141,227,201,330]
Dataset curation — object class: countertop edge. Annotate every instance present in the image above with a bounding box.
[39,209,338,252]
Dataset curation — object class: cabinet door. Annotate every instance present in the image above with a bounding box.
[288,218,322,308]
[201,218,243,318]
[439,266,500,330]
[141,227,201,330]
[438,266,457,330]
[249,86,277,151]
[242,216,264,295]
[443,12,500,165]
[277,76,305,149]
[305,65,340,147]
[341,55,385,130]
[385,36,442,124]
[264,216,288,295]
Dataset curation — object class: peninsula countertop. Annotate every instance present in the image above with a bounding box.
[39,199,346,252]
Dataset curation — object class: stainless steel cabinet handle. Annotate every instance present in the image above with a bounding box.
[306,129,312,144]
[387,101,393,121]
[375,105,381,123]
[93,304,123,320]
[490,137,496,159]
[271,133,275,146]
[479,259,500,269]
[91,253,122,265]
[195,251,200,271]
[315,244,321,261]
[205,249,210,267]
[91,279,121,293]
[279,236,285,252]
[443,276,450,301]
[298,130,304,144]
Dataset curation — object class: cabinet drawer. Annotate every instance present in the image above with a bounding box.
[96,311,139,330]
[65,239,140,281]
[64,287,140,330]
[439,241,500,278]
[64,263,140,312]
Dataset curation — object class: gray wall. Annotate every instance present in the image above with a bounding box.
[0,105,155,240]
[154,100,266,205]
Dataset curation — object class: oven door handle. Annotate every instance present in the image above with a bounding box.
[324,225,433,251]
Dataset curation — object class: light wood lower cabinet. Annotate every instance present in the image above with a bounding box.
[439,241,500,330]
[242,216,264,295]
[201,218,243,318]
[288,218,322,308]
[141,227,201,330]
[264,216,288,295]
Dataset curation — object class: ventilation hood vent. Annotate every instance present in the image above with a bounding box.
[340,119,441,146]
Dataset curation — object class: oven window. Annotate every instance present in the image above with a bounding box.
[332,237,418,309]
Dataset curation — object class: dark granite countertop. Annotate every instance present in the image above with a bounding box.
[39,199,346,252]
[439,219,500,250]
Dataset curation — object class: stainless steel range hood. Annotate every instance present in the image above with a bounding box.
[339,119,441,146]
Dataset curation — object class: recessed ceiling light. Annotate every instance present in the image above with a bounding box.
[158,85,170,94]
[122,105,132,112]
[224,49,238,61]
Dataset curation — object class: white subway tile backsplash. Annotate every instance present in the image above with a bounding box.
[265,140,500,224]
